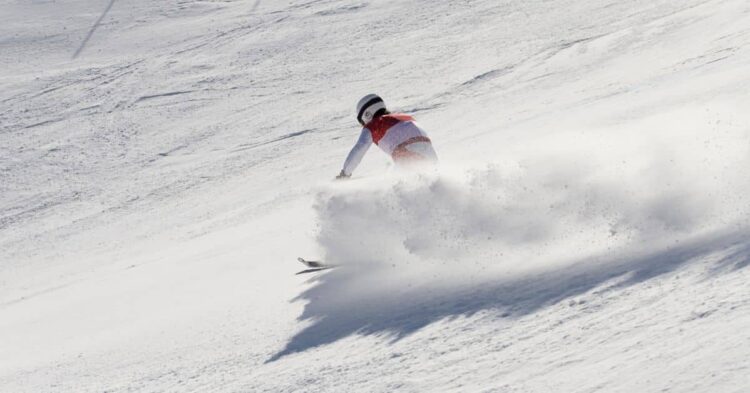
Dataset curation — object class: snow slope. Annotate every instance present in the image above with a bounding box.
[2,0,750,391]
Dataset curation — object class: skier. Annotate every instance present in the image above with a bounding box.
[337,94,437,179]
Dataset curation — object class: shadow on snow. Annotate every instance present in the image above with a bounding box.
[268,227,750,362]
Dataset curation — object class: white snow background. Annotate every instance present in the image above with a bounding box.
[1,0,750,391]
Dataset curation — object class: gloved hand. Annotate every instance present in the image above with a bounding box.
[335,170,351,180]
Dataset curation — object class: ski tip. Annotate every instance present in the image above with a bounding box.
[296,267,334,275]
[298,257,328,268]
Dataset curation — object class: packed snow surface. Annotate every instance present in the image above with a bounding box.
[2,0,750,391]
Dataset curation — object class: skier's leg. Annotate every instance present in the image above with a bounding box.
[392,142,438,169]
[404,141,438,162]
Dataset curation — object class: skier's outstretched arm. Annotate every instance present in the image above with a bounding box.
[338,128,372,178]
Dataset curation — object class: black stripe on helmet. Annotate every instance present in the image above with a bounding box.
[357,96,384,125]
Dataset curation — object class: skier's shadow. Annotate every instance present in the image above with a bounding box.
[268,228,750,362]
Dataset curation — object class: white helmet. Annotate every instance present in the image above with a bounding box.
[356,94,386,125]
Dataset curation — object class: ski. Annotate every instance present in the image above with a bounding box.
[297,257,328,268]
[296,257,336,275]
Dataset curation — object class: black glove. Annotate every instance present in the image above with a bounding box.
[335,170,351,180]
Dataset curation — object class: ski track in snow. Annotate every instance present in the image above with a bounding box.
[1,0,750,391]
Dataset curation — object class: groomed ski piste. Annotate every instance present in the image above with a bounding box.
[2,0,750,391]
